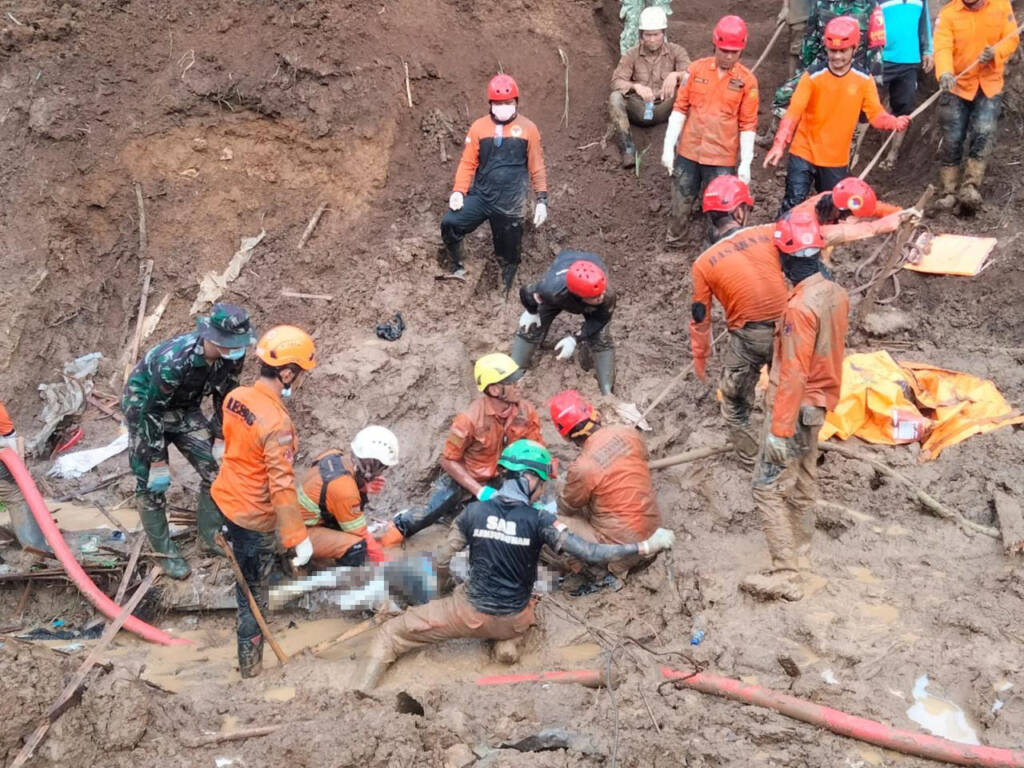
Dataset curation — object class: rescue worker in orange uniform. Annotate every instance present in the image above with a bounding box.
[442,75,548,290]
[933,0,1019,213]
[702,173,756,245]
[211,325,317,678]
[298,426,399,567]
[792,176,901,225]
[547,390,662,589]
[765,16,910,214]
[742,212,849,602]
[661,16,759,242]
[0,402,48,551]
[377,353,544,547]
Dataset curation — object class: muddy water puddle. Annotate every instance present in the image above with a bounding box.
[906,675,980,744]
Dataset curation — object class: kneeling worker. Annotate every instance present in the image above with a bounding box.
[357,440,675,689]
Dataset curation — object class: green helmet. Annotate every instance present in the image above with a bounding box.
[498,439,553,481]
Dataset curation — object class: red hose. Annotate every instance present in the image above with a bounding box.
[476,669,604,687]
[662,668,1024,767]
[0,448,188,646]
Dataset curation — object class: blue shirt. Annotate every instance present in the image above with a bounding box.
[881,0,933,64]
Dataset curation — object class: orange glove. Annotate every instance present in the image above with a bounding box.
[694,356,709,381]
[763,117,797,167]
[364,476,386,495]
[689,319,712,381]
[364,533,390,563]
[870,112,910,132]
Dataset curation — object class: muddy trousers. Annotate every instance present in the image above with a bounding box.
[373,585,535,665]
[787,20,807,77]
[720,323,775,464]
[392,475,473,539]
[126,407,225,555]
[670,156,732,238]
[440,195,524,288]
[307,524,365,564]
[224,518,276,678]
[513,307,615,393]
[938,91,1001,167]
[779,154,847,216]
[0,466,47,551]
[608,91,675,133]
[751,404,824,572]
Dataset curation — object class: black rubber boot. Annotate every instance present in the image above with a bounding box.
[510,334,539,368]
[238,633,264,679]
[619,132,636,168]
[447,240,466,277]
[593,348,616,396]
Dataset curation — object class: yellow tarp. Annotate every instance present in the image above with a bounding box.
[903,234,996,277]
[821,351,1024,460]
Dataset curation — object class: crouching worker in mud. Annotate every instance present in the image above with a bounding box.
[545,390,662,594]
[211,325,317,678]
[356,440,675,690]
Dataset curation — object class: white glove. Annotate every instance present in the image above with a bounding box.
[554,336,577,360]
[639,527,675,555]
[290,537,313,568]
[448,191,464,211]
[738,130,756,185]
[212,438,225,462]
[662,111,686,174]
[0,431,17,453]
[533,201,547,227]
[519,310,541,331]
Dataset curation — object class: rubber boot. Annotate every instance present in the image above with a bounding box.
[500,261,520,296]
[138,499,191,579]
[593,348,615,396]
[618,132,636,169]
[376,519,406,548]
[5,494,50,553]
[355,649,392,692]
[447,240,466,278]
[728,425,759,468]
[879,131,905,171]
[238,633,264,679]
[932,166,960,212]
[739,569,804,602]
[510,334,539,368]
[667,197,695,243]
[196,491,226,554]
[957,157,986,214]
[492,637,522,664]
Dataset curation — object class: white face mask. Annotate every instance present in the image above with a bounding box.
[491,103,516,122]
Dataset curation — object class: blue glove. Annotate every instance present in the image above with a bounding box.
[147,463,171,493]
[477,486,497,502]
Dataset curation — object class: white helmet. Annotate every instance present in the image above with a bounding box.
[351,426,399,467]
[638,6,668,31]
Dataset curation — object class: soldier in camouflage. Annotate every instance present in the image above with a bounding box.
[122,303,255,579]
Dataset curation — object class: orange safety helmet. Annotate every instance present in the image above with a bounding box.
[702,175,754,213]
[566,260,607,299]
[549,390,597,438]
[487,74,519,101]
[713,15,748,50]
[256,325,317,370]
[831,177,878,218]
[774,211,825,255]
[824,16,861,50]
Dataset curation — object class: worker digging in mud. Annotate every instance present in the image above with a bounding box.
[298,426,399,567]
[210,325,317,678]
[511,251,616,395]
[661,15,758,244]
[377,353,544,547]
[609,6,691,168]
[0,401,48,552]
[702,174,755,245]
[765,16,910,215]
[441,74,548,291]
[791,176,901,224]
[932,0,1019,214]
[690,180,915,466]
[121,303,255,579]
[545,390,662,594]
[356,439,676,690]
[741,212,848,602]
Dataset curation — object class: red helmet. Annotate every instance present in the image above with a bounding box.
[774,210,825,255]
[566,260,607,299]
[831,177,878,218]
[549,390,596,438]
[702,175,754,213]
[487,74,519,101]
[824,16,861,50]
[713,15,748,50]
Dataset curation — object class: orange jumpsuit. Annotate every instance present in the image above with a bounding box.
[792,191,901,221]
[299,451,382,562]
[211,379,306,548]
[443,397,544,483]
[934,0,1019,101]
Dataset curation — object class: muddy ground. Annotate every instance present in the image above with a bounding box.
[2,0,1024,765]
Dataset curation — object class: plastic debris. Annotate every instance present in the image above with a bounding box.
[26,352,102,457]
[48,429,129,479]
[375,311,405,341]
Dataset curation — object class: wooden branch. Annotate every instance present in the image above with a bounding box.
[280,290,334,301]
[752,21,785,73]
[648,445,732,470]
[312,612,391,656]
[296,201,328,249]
[121,257,154,387]
[403,61,413,108]
[114,534,146,605]
[54,469,132,502]
[86,394,119,420]
[641,329,729,421]
[182,724,281,748]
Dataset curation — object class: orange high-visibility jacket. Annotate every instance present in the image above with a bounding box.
[792,191,901,221]
[298,451,367,536]
[673,57,759,167]
[211,379,306,548]
[769,274,850,438]
[0,402,13,436]
[442,397,544,483]
[934,0,1019,100]
[559,425,661,544]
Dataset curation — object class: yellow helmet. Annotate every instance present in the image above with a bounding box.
[473,352,522,392]
[256,325,317,371]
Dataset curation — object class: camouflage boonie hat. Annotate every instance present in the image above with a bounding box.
[196,303,255,348]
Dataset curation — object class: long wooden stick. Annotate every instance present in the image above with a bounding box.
[214,532,288,665]
[296,201,327,249]
[114,533,145,605]
[648,445,732,470]
[752,21,786,73]
[859,20,1024,181]
[312,612,390,656]
[9,567,160,768]
[641,329,729,421]
[182,724,282,748]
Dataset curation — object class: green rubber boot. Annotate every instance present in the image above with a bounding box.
[138,494,191,579]
[196,491,226,554]
[593,348,616,396]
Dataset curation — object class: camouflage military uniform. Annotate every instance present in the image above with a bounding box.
[772,0,884,117]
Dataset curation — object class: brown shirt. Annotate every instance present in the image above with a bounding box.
[611,42,691,98]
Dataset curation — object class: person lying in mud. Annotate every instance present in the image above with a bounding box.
[355,440,675,690]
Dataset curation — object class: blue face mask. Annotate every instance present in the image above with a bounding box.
[220,346,246,361]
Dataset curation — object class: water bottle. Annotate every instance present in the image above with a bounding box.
[690,614,706,646]
[643,101,655,121]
